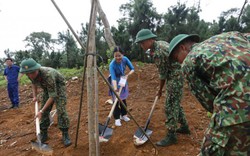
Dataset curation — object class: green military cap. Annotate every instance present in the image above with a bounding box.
[20,58,41,73]
[169,34,200,56]
[135,29,157,43]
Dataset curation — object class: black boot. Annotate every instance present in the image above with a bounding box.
[40,129,48,143]
[60,128,72,147]
[156,131,177,147]
[176,125,190,134]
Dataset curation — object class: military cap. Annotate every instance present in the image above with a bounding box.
[135,29,157,43]
[20,58,41,73]
[169,34,200,56]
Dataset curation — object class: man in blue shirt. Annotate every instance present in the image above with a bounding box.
[4,58,22,109]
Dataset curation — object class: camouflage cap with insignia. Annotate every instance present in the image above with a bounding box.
[135,29,157,43]
[20,58,41,73]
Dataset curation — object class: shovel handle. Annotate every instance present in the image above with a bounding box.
[35,101,40,135]
[107,87,123,118]
[144,96,158,130]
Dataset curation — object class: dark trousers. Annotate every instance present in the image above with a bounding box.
[7,82,19,107]
[113,99,127,119]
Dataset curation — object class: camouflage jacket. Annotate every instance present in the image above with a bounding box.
[151,41,182,80]
[182,31,250,127]
[30,67,66,98]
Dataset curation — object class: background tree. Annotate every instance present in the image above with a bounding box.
[1,0,250,67]
[58,30,81,68]
[24,32,54,61]
[79,20,109,65]
[111,22,132,58]
[13,50,30,66]
[241,4,250,32]
[3,49,12,59]
[40,50,63,68]
[119,0,161,61]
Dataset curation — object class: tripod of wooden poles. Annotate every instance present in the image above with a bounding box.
[51,0,158,155]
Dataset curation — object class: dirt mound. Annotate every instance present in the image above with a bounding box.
[0,63,209,156]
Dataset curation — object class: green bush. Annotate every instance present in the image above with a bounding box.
[136,61,144,68]
[0,75,6,88]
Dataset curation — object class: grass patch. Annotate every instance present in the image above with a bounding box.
[0,68,84,88]
[58,68,83,80]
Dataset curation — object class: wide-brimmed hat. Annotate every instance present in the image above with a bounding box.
[20,58,41,73]
[169,34,200,56]
[135,29,157,43]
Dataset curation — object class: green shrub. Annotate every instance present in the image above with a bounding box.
[0,76,6,88]
[136,61,144,68]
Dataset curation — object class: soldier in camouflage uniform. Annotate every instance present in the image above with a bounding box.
[135,29,190,147]
[169,32,250,155]
[20,58,71,147]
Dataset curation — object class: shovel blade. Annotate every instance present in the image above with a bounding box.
[134,134,150,146]
[133,127,153,139]
[31,141,53,155]
[133,128,152,146]
[98,124,113,142]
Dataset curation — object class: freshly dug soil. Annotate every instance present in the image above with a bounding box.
[0,63,209,156]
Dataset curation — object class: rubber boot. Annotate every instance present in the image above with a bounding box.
[176,125,190,134]
[40,129,48,143]
[60,128,72,147]
[156,131,177,147]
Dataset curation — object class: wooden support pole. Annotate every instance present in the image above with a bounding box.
[87,0,99,155]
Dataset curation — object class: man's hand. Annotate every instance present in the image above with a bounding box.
[35,111,42,120]
[33,97,37,102]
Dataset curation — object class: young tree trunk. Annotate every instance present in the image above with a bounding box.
[96,0,116,50]
[87,0,100,155]
[237,0,248,23]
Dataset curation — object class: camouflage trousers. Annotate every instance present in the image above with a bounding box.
[165,78,188,130]
[40,92,70,130]
[200,121,250,156]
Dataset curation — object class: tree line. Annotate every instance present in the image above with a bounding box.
[1,0,250,69]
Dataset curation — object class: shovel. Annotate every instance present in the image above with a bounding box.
[133,96,159,146]
[31,101,53,155]
[99,87,123,142]
[99,77,127,142]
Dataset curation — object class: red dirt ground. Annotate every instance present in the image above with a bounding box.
[0,63,210,156]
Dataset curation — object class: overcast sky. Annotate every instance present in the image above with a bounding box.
[0,0,247,58]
